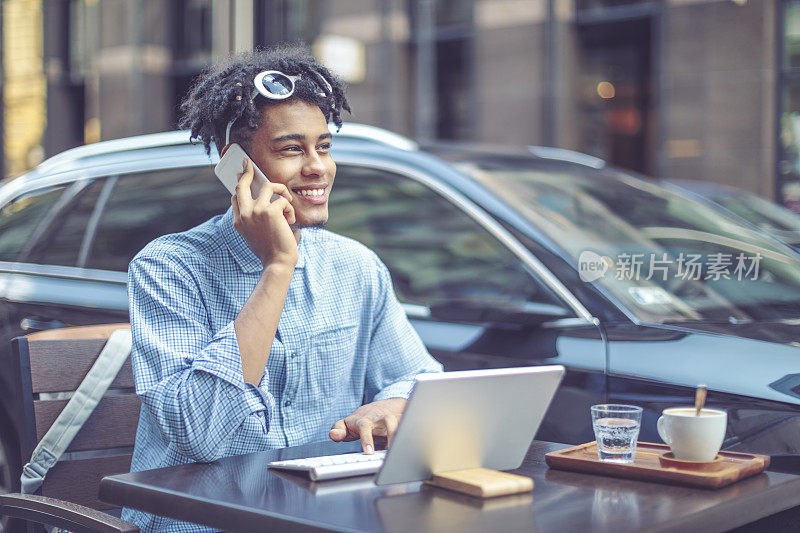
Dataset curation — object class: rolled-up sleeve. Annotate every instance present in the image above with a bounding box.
[365,257,443,402]
[128,252,275,463]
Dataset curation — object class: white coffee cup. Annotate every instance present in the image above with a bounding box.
[656,407,727,462]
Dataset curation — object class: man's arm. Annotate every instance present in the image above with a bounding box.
[129,159,298,461]
[232,158,298,384]
[129,253,276,463]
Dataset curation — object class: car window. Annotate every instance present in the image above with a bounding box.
[86,166,229,272]
[327,165,566,311]
[0,186,67,262]
[462,159,800,322]
[23,179,104,267]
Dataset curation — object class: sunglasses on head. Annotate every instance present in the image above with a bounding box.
[225,70,333,146]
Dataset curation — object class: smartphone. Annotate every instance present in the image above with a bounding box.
[214,143,269,198]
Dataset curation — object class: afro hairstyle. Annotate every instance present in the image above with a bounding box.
[178,43,351,156]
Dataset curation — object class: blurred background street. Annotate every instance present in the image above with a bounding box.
[0,0,798,206]
[6,4,800,531]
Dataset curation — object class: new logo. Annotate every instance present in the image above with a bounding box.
[578,251,611,282]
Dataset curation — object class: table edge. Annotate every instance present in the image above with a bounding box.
[99,476,361,533]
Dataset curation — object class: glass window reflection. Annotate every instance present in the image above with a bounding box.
[786,2,800,69]
[87,166,228,272]
[460,158,800,323]
[23,179,103,267]
[0,186,66,262]
[327,165,561,311]
[780,81,800,212]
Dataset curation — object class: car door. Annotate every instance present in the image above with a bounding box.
[68,163,228,327]
[0,179,108,494]
[0,163,227,494]
[327,161,607,444]
[1,178,124,336]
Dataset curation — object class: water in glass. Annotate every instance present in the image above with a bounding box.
[591,404,642,464]
[593,418,639,462]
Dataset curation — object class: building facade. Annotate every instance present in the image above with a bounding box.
[2,0,797,208]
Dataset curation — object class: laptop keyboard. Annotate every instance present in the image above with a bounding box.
[268,450,387,481]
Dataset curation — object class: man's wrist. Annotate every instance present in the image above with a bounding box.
[262,261,295,279]
[377,397,407,413]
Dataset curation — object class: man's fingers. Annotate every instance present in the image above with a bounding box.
[282,199,296,225]
[261,197,296,226]
[235,158,254,213]
[357,419,375,454]
[252,183,295,225]
[271,183,293,203]
[254,182,293,205]
[231,195,246,234]
[263,196,288,214]
[329,419,347,442]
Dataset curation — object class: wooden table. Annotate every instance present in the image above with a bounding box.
[99,440,800,533]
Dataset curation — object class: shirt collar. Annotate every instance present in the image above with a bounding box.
[219,207,306,273]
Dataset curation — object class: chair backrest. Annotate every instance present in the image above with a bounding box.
[11,324,139,511]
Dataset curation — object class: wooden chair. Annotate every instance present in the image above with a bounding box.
[0,324,140,532]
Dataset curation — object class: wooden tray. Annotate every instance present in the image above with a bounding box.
[545,441,770,489]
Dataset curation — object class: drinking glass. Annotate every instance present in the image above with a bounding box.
[591,404,643,463]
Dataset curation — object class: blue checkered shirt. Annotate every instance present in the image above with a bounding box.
[122,208,442,532]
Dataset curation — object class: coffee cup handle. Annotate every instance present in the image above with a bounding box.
[657,415,670,445]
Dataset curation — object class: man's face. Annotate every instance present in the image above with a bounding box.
[247,100,336,228]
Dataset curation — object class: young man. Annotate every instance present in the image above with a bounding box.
[123,45,441,531]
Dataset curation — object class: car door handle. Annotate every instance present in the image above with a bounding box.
[20,317,66,332]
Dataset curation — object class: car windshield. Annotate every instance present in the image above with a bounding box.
[708,190,800,246]
[454,157,800,323]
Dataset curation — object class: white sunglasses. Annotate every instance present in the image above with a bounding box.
[225,70,333,145]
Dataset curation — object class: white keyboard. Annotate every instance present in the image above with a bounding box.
[268,450,387,481]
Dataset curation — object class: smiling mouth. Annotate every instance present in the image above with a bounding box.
[293,188,326,197]
[292,186,328,204]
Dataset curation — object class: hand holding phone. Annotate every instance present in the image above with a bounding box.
[214,143,270,198]
[220,144,298,268]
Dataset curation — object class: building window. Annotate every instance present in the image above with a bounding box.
[171,0,213,130]
[785,2,800,68]
[779,1,800,212]
[576,0,655,13]
[435,37,471,140]
[175,0,213,62]
[410,0,474,141]
[436,1,474,140]
[254,0,325,46]
[575,19,653,174]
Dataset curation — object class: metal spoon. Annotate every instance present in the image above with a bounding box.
[694,384,707,416]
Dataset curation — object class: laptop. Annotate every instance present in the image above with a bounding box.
[375,365,564,485]
[267,365,565,483]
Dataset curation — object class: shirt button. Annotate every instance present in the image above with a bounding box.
[290,352,298,359]
[284,400,291,407]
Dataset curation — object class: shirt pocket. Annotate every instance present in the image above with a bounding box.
[310,323,358,399]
